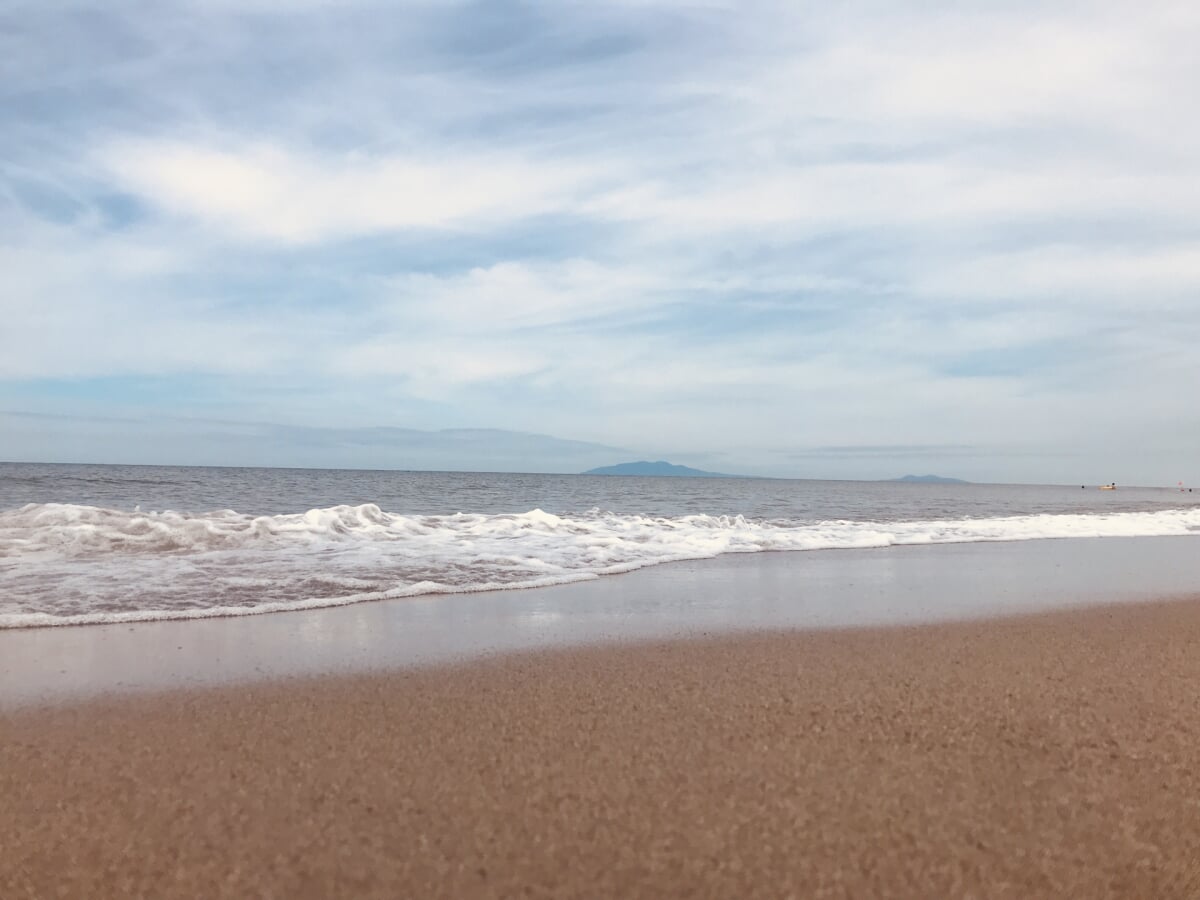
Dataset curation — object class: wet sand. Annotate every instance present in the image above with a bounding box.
[5,598,1200,898]
[6,535,1200,708]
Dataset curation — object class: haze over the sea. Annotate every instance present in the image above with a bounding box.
[3,1,1198,485]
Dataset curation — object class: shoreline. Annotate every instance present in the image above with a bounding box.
[4,534,1200,708]
[5,597,1200,897]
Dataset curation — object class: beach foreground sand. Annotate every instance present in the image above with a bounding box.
[5,599,1200,899]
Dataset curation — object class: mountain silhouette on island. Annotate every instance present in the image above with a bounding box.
[891,474,969,484]
[582,460,733,478]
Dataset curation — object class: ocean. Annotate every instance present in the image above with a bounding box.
[1,461,1197,629]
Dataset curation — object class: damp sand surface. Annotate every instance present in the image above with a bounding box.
[5,597,1200,898]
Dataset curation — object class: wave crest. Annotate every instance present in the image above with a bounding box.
[2,502,1198,628]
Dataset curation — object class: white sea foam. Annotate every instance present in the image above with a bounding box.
[1,502,1198,628]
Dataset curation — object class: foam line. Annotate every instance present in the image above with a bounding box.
[2,503,1198,628]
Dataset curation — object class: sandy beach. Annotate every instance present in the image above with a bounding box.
[5,596,1200,899]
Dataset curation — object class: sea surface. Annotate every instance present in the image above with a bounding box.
[2,462,1197,629]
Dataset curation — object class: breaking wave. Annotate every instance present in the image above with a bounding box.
[2,502,1198,628]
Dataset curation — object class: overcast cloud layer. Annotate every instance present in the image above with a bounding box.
[2,0,1199,483]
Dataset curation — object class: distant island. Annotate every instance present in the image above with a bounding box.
[582,460,733,478]
[891,474,969,484]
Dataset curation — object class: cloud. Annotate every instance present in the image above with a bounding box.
[99,139,592,242]
[381,259,673,328]
[0,218,304,379]
[917,244,1200,308]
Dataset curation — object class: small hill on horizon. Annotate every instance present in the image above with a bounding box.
[582,460,734,478]
[891,474,969,484]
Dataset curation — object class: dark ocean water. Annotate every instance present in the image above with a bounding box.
[1,462,1191,520]
[1,462,1197,629]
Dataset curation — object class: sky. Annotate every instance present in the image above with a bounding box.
[2,0,1199,484]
